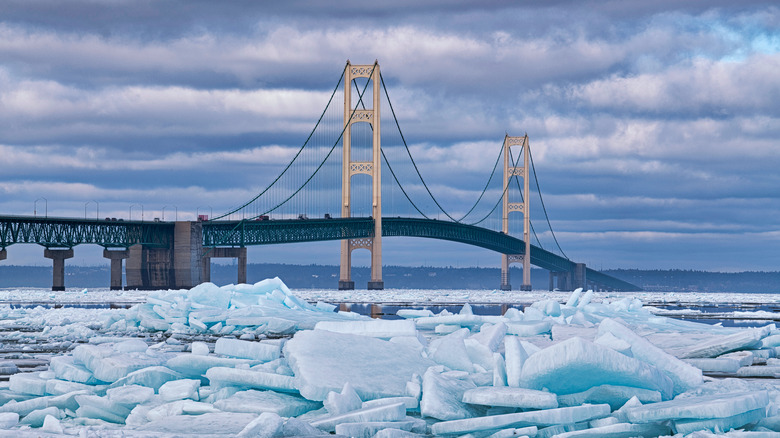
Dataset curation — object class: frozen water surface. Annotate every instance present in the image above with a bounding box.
[0,281,779,436]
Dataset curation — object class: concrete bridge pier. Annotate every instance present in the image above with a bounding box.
[550,270,570,291]
[202,247,247,284]
[0,248,6,262]
[548,263,587,291]
[573,263,587,290]
[126,221,204,290]
[103,249,129,290]
[44,248,74,291]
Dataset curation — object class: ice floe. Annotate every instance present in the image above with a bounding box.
[0,280,779,436]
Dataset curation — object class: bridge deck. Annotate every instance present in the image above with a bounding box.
[0,215,639,291]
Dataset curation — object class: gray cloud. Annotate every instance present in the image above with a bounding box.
[0,1,778,270]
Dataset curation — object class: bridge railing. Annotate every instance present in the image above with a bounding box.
[0,215,173,248]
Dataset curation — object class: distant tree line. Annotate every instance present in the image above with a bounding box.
[0,264,777,292]
[604,269,780,293]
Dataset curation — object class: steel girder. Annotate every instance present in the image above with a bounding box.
[202,217,375,247]
[381,217,575,272]
[0,216,172,248]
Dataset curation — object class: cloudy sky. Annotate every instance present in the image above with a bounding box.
[0,0,778,273]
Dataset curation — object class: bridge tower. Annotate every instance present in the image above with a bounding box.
[501,134,532,291]
[339,61,383,290]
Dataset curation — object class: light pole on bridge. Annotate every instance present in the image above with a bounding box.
[129,204,143,221]
[161,205,179,221]
[84,201,99,220]
[34,197,48,218]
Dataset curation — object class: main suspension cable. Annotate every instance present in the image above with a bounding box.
[530,146,569,259]
[205,63,377,251]
[213,62,348,220]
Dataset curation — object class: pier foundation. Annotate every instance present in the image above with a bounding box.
[44,248,74,291]
[103,249,129,291]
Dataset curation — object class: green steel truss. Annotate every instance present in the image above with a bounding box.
[203,217,374,247]
[0,216,172,249]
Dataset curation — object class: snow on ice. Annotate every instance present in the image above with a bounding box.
[0,279,779,436]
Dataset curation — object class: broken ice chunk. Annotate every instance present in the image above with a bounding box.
[282,417,329,437]
[108,366,184,392]
[145,400,221,422]
[397,309,435,319]
[335,418,424,438]
[0,361,19,376]
[284,329,433,401]
[551,421,670,438]
[598,318,702,394]
[736,366,780,378]
[74,394,131,424]
[310,402,406,433]
[625,390,768,424]
[520,337,674,399]
[506,321,552,337]
[324,382,362,415]
[191,341,210,356]
[9,372,48,396]
[593,332,632,356]
[73,344,168,382]
[683,358,741,374]
[0,412,18,429]
[565,288,583,307]
[363,397,420,411]
[680,326,770,359]
[430,403,611,435]
[19,406,61,428]
[113,339,149,353]
[718,351,754,367]
[504,336,529,388]
[214,337,281,362]
[45,378,99,396]
[493,353,508,387]
[205,366,297,393]
[41,414,64,434]
[420,367,480,421]
[236,411,284,438]
[673,407,766,435]
[166,353,258,378]
[462,387,558,410]
[213,389,320,417]
[315,320,418,338]
[106,385,155,405]
[0,396,53,417]
[428,329,475,372]
[414,314,505,329]
[136,412,256,434]
[470,323,507,352]
[158,379,200,401]
[556,384,661,410]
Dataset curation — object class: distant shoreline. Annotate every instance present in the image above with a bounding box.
[1,264,778,292]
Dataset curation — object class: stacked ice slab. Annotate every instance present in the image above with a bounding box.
[126,277,363,335]
[0,282,779,436]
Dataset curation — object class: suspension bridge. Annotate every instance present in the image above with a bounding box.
[0,61,639,292]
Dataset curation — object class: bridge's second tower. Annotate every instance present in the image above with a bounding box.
[501,135,532,291]
[339,61,383,290]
